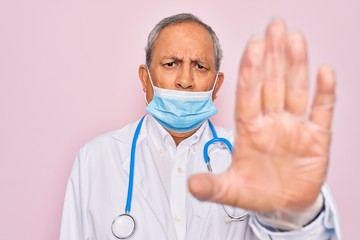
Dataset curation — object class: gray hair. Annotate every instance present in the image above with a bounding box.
[145,13,223,71]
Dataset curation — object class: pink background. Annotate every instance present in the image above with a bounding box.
[0,0,358,239]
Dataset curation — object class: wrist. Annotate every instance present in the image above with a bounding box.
[255,193,324,231]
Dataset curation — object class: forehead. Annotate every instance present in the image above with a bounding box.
[152,22,215,61]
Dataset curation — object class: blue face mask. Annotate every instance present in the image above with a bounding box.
[145,70,218,133]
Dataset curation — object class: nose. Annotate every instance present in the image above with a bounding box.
[175,65,194,89]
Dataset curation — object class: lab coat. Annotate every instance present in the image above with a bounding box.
[60,115,340,240]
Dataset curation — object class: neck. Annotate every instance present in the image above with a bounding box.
[166,128,198,146]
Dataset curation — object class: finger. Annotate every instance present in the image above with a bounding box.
[235,37,264,122]
[285,32,309,115]
[189,170,259,210]
[188,172,235,205]
[310,65,336,129]
[263,19,287,112]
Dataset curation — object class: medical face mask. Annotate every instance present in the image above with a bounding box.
[145,70,218,133]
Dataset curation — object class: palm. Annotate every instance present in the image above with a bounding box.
[189,19,336,212]
[231,112,330,211]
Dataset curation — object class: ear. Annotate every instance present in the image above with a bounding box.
[138,64,154,104]
[212,72,224,101]
[138,64,149,93]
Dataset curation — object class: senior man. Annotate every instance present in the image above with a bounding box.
[60,13,340,239]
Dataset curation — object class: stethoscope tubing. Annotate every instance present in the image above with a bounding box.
[203,120,233,164]
[125,116,146,213]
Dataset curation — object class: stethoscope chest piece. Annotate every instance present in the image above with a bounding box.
[111,213,136,239]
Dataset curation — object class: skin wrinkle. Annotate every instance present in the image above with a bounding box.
[312,104,335,110]
[239,113,328,157]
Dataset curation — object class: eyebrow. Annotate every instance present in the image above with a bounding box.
[160,55,182,61]
[161,55,210,65]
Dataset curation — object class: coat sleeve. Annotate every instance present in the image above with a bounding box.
[248,184,341,240]
[59,147,92,240]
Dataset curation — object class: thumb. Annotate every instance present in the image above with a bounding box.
[188,172,232,204]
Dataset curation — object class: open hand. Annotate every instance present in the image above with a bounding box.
[188,19,336,212]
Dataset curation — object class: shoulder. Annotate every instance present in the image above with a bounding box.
[71,118,145,175]
[85,119,141,149]
[76,118,143,160]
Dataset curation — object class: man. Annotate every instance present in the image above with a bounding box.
[60,13,340,239]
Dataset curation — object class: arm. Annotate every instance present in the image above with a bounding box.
[188,19,340,239]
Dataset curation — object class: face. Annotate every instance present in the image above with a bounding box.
[139,22,224,103]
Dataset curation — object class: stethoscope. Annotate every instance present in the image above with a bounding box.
[111,115,249,239]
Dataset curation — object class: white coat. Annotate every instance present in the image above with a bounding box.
[60,115,340,240]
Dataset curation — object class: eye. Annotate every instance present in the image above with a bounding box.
[163,62,176,68]
[196,64,207,71]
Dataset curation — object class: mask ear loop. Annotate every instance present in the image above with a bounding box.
[209,72,219,102]
[146,68,155,88]
[145,68,155,105]
[211,72,219,92]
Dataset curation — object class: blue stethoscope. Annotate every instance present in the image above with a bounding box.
[111,116,249,239]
